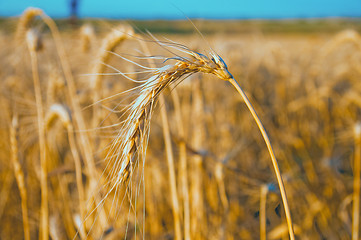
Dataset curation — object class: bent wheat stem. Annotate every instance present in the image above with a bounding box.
[228,77,295,240]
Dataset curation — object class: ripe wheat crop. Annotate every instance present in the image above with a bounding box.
[1,7,361,240]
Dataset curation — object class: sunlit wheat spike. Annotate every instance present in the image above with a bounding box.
[104,38,295,239]
[104,46,234,188]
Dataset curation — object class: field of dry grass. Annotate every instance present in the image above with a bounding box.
[2,8,361,240]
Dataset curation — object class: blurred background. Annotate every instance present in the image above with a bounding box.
[1,0,361,34]
[1,0,361,19]
[2,1,361,240]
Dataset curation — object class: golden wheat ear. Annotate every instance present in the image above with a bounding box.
[106,39,295,239]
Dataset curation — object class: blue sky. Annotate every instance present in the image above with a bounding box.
[0,0,361,19]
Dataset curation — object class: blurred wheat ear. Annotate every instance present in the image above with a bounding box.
[107,38,295,239]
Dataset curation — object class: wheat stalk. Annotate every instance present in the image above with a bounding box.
[18,7,98,182]
[190,78,206,238]
[228,77,295,239]
[10,116,30,240]
[260,184,269,240]
[172,89,191,240]
[105,39,295,239]
[18,8,109,231]
[352,123,361,240]
[26,28,49,240]
[159,96,182,240]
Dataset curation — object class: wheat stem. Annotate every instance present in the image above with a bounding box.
[40,12,97,177]
[352,123,361,240]
[10,116,30,240]
[172,89,191,240]
[260,184,268,240]
[19,9,104,228]
[190,79,205,239]
[34,9,109,229]
[159,96,182,240]
[228,77,295,240]
[215,161,229,210]
[27,29,49,240]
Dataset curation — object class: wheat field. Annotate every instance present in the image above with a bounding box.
[1,8,361,240]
